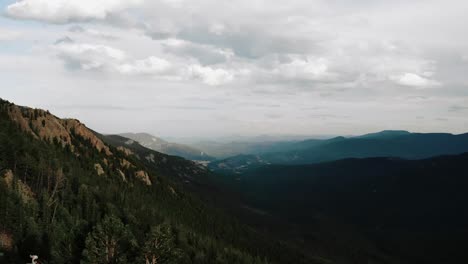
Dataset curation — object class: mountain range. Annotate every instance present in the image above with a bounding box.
[119,132,215,161]
[209,130,468,173]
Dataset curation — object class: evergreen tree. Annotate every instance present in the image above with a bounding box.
[141,223,184,264]
[81,215,136,264]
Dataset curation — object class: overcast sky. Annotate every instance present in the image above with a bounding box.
[1,0,467,138]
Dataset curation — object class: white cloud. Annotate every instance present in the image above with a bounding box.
[3,0,468,136]
[272,56,333,82]
[392,73,440,88]
[53,41,232,85]
[68,25,117,40]
[117,56,173,75]
[188,65,234,86]
[54,42,126,70]
[161,38,234,65]
[6,0,142,24]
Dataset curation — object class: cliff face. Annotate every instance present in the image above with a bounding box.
[63,119,112,155]
[6,104,111,155]
[3,101,154,185]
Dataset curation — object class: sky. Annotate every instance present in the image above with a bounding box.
[0,0,467,139]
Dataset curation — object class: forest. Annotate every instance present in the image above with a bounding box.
[0,99,311,264]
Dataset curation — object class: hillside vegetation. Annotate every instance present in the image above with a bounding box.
[0,99,312,264]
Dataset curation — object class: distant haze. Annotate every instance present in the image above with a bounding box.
[1,0,468,137]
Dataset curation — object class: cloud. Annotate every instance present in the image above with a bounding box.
[53,41,233,85]
[0,29,21,41]
[54,42,126,70]
[6,0,142,24]
[116,56,174,75]
[273,56,333,82]
[68,25,117,40]
[188,65,234,86]
[54,36,74,45]
[4,0,468,136]
[161,38,234,65]
[391,73,440,88]
[449,105,468,112]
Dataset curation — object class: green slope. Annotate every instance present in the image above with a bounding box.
[219,154,468,264]
[0,99,314,264]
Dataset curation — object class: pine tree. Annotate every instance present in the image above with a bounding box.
[81,215,136,264]
[141,223,184,264]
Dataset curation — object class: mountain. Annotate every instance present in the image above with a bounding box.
[355,130,411,139]
[0,99,317,264]
[218,153,468,264]
[119,132,215,161]
[187,139,312,159]
[209,131,468,173]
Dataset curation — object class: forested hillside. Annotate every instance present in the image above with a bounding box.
[219,154,468,264]
[0,99,311,264]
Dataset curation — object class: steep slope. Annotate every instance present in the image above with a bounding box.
[0,99,314,264]
[220,154,468,264]
[120,132,214,161]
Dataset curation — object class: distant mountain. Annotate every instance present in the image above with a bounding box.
[355,130,411,138]
[119,132,215,161]
[209,131,468,173]
[220,153,468,264]
[187,139,306,159]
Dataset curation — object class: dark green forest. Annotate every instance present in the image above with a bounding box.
[217,155,468,264]
[0,99,312,264]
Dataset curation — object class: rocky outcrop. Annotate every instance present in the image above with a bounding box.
[63,119,112,155]
[6,104,112,156]
[117,146,134,156]
[117,169,127,182]
[94,164,105,176]
[120,159,133,169]
[8,106,71,146]
[134,170,152,186]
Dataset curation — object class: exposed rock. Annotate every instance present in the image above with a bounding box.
[94,164,105,176]
[145,153,155,163]
[63,119,112,155]
[6,104,112,155]
[117,169,127,182]
[8,106,71,146]
[117,146,134,156]
[120,159,133,169]
[134,170,152,186]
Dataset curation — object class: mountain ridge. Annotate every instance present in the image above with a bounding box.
[119,132,215,161]
[209,131,468,173]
